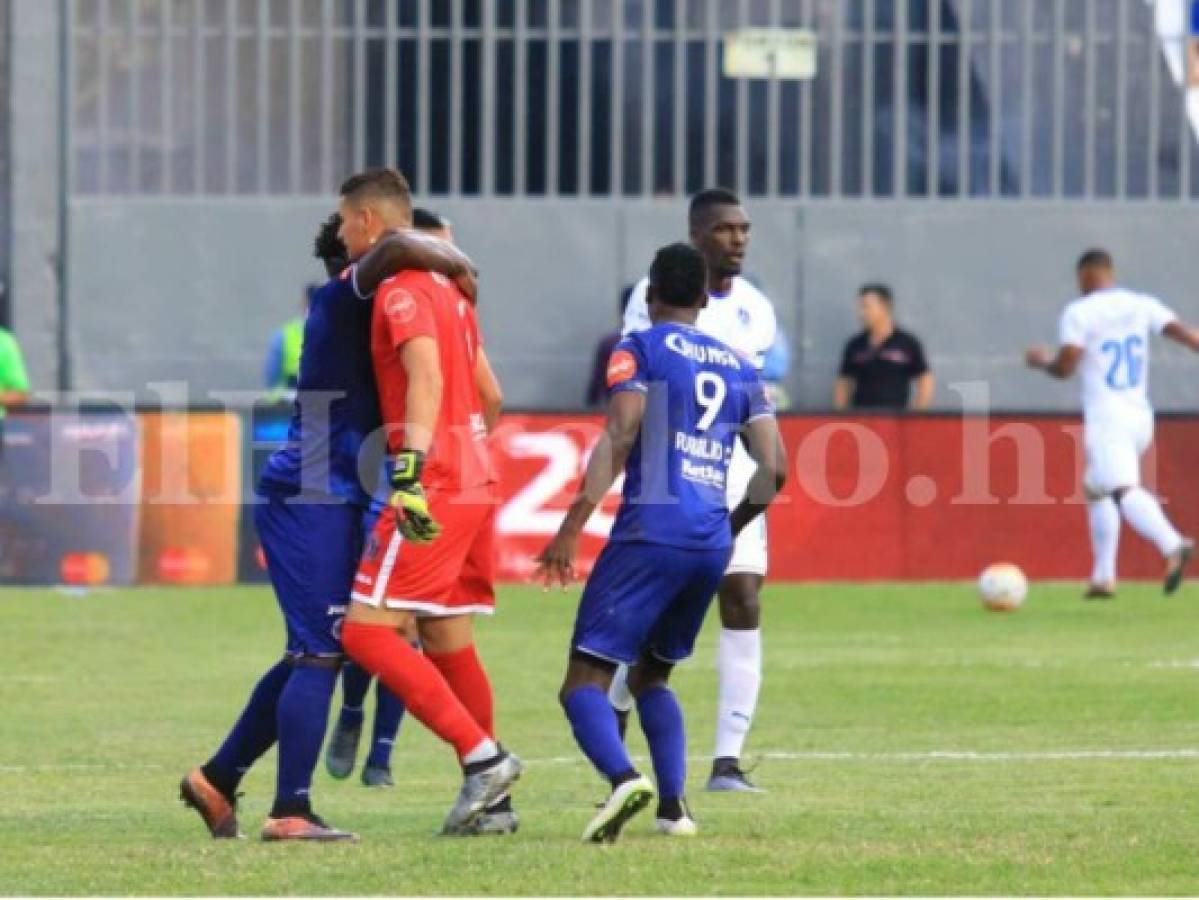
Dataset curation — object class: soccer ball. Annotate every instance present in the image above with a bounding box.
[977,563,1028,612]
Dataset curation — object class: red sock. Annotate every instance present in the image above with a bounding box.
[427,644,495,738]
[342,621,488,761]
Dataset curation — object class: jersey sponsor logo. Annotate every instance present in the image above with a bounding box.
[384,289,419,324]
[664,332,741,368]
[737,307,751,326]
[606,349,638,386]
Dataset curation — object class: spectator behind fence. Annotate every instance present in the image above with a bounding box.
[0,323,29,415]
[834,283,934,411]
[585,284,635,408]
[263,285,316,400]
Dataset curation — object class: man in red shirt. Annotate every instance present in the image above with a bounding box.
[340,216,520,835]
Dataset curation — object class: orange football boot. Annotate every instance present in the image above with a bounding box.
[261,813,358,842]
[179,768,242,839]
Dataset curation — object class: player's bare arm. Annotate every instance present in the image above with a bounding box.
[535,390,647,589]
[355,230,478,301]
[729,416,787,537]
[832,376,854,410]
[475,348,504,432]
[913,372,936,409]
[1163,321,1199,352]
[1025,344,1083,379]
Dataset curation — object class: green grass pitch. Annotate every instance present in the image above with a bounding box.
[3,581,1199,895]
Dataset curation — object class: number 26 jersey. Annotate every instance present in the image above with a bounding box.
[1058,287,1177,423]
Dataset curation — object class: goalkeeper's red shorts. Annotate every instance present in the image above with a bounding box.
[352,488,496,616]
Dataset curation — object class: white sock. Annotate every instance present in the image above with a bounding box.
[1118,488,1184,557]
[608,664,634,713]
[714,628,762,761]
[462,738,499,766]
[1087,498,1120,585]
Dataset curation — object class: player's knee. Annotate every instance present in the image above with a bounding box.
[719,589,761,630]
[560,651,617,705]
[628,661,676,695]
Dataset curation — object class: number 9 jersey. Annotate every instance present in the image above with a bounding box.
[605,323,775,551]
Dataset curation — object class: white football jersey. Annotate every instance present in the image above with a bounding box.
[622,275,778,369]
[1058,287,1177,422]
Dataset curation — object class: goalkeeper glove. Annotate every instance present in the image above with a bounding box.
[389,449,442,544]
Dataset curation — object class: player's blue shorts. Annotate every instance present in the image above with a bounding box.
[571,540,731,666]
[254,496,366,658]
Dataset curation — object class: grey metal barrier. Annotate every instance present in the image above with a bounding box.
[65,0,1199,200]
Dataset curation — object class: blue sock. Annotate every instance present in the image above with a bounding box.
[366,680,405,769]
[338,662,371,728]
[273,663,338,812]
[205,658,291,795]
[637,686,687,802]
[563,685,637,786]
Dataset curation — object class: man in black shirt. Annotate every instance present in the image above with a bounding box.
[833,283,934,410]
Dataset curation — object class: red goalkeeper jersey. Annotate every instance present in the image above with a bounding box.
[371,270,494,490]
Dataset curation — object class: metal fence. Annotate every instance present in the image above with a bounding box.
[67,0,1199,200]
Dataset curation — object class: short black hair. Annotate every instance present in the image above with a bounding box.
[313,212,349,277]
[649,242,707,308]
[688,187,741,225]
[1077,247,1114,271]
[412,207,445,231]
[859,282,893,306]
[339,167,412,213]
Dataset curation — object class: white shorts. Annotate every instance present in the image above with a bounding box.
[1083,411,1153,497]
[726,440,769,577]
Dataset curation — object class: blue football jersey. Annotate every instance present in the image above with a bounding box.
[258,270,381,508]
[606,322,774,550]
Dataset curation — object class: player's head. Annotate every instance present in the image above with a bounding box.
[647,242,708,323]
[1076,247,1115,294]
[413,206,454,243]
[337,167,413,260]
[688,188,750,281]
[858,283,894,331]
[313,212,350,277]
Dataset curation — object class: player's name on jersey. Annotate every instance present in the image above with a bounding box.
[664,332,742,368]
[675,431,727,462]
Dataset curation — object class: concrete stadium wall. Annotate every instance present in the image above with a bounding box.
[64,198,1199,411]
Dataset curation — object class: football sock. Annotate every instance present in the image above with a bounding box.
[205,658,292,797]
[342,621,489,763]
[365,679,405,770]
[563,685,638,786]
[608,664,635,712]
[1087,498,1120,585]
[714,627,762,761]
[337,662,371,728]
[1118,487,1184,557]
[274,662,337,806]
[637,686,686,804]
[428,644,494,737]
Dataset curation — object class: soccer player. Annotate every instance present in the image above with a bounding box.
[338,178,520,836]
[179,176,473,842]
[537,242,786,842]
[612,188,778,792]
[326,205,502,792]
[1025,248,1199,597]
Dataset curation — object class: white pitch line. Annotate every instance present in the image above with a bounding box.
[523,748,1199,766]
[3,749,1198,775]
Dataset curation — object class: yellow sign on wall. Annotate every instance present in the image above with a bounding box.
[723,28,818,80]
